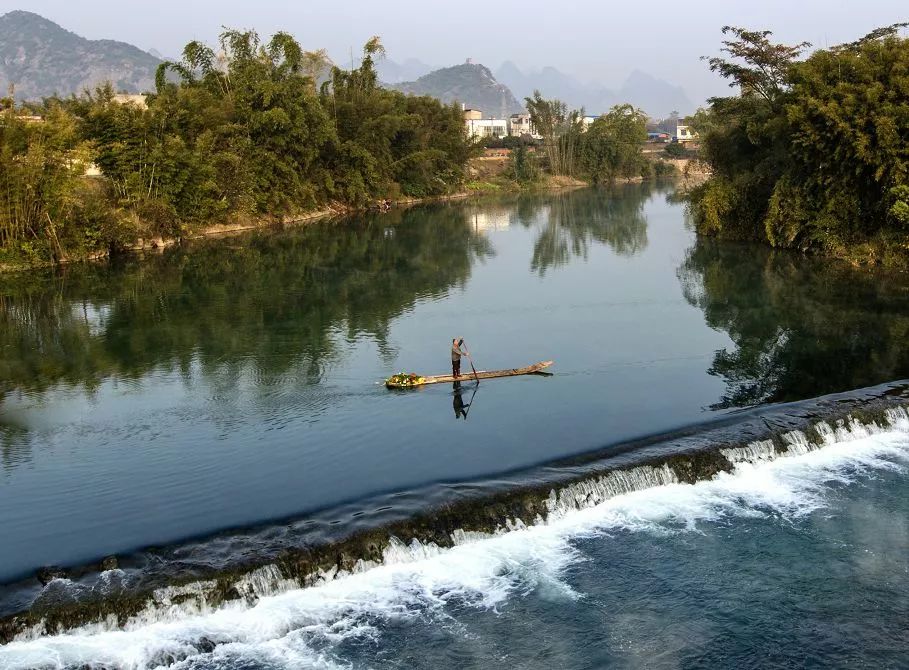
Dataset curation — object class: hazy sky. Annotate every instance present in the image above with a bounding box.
[3,0,907,104]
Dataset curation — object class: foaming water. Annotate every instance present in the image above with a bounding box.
[3,418,908,670]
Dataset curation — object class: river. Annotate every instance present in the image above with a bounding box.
[1,184,908,668]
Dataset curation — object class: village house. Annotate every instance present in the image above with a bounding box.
[6,113,44,124]
[508,113,538,138]
[675,123,697,143]
[582,115,599,131]
[464,109,637,140]
[112,93,148,110]
[463,109,509,139]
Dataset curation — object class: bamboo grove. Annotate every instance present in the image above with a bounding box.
[0,31,472,265]
[688,25,909,264]
[523,93,657,185]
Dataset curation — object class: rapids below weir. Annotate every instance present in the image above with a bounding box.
[1,384,908,668]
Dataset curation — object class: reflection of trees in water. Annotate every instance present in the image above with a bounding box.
[0,419,29,471]
[509,183,661,275]
[0,204,493,422]
[678,237,909,409]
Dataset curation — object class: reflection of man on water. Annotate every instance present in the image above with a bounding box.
[453,382,470,419]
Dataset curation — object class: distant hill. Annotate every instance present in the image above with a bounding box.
[0,10,694,117]
[0,10,161,101]
[496,61,595,111]
[618,70,694,118]
[376,57,435,84]
[495,61,694,118]
[392,63,523,117]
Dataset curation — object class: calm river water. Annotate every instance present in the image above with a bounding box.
[1,184,908,669]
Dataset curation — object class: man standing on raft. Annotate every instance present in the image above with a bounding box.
[451,337,466,378]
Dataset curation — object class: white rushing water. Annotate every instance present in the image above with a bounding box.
[2,411,908,670]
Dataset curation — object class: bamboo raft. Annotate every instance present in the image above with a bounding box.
[385,361,553,388]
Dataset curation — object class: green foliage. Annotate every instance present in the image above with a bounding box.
[506,145,542,184]
[0,28,472,266]
[580,105,649,183]
[889,185,909,227]
[651,160,680,178]
[0,103,109,262]
[320,39,470,201]
[704,26,810,107]
[465,181,504,192]
[663,142,686,158]
[689,24,909,260]
[480,135,523,149]
[524,91,584,176]
[525,93,649,184]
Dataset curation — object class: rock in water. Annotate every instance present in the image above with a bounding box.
[36,566,68,585]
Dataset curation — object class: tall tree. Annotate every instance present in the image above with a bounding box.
[525,91,583,176]
[581,104,648,184]
[704,26,810,107]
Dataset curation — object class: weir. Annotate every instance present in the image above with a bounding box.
[2,381,908,645]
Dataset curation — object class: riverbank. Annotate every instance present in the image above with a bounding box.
[465,150,690,195]
[465,173,590,194]
[0,192,473,275]
[0,177,601,275]
[690,210,909,272]
[818,234,909,271]
[661,156,710,190]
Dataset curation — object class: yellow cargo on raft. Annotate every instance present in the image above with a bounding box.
[385,361,553,389]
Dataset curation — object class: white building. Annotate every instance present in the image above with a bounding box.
[464,109,508,139]
[112,94,149,110]
[675,124,697,143]
[508,113,538,138]
[581,115,599,131]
